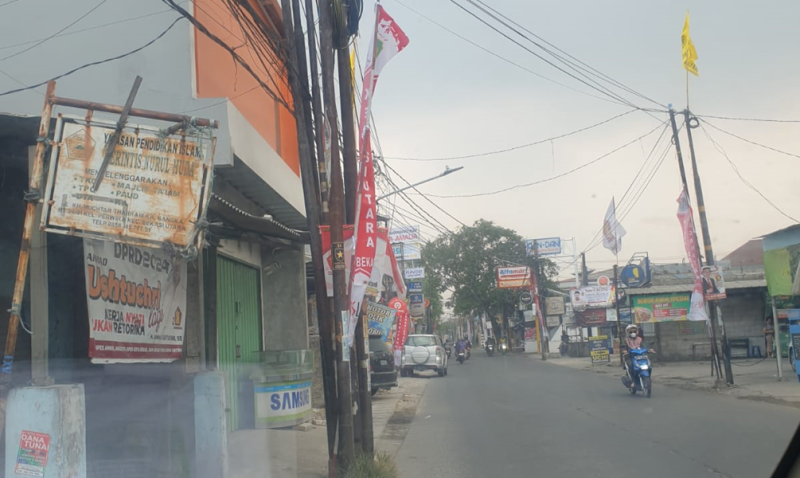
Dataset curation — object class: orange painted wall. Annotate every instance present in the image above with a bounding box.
[193,0,300,176]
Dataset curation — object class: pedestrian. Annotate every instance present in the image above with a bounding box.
[764,316,775,358]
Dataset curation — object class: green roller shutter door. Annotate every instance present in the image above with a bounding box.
[217,256,262,432]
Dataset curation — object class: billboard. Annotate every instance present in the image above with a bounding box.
[389,225,420,244]
[575,308,608,327]
[404,267,425,280]
[496,266,532,289]
[525,237,562,257]
[631,293,691,323]
[42,120,214,248]
[570,286,614,309]
[545,296,566,316]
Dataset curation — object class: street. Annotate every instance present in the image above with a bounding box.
[397,353,800,478]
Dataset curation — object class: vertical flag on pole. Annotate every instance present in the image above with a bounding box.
[681,11,699,77]
[676,187,709,321]
[602,197,626,255]
[348,6,409,349]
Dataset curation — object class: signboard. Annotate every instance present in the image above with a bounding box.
[402,242,421,261]
[597,276,611,287]
[701,265,726,300]
[366,302,396,345]
[575,308,608,327]
[409,293,424,304]
[763,228,800,296]
[631,293,691,323]
[570,286,614,309]
[589,335,611,363]
[496,266,532,289]
[42,120,213,248]
[606,308,617,322]
[621,264,647,288]
[388,225,420,244]
[14,431,50,477]
[404,267,425,280]
[407,281,423,293]
[545,296,566,316]
[392,243,403,260]
[409,302,425,318]
[546,316,560,327]
[255,380,312,424]
[525,237,561,256]
[83,238,187,363]
[519,291,533,305]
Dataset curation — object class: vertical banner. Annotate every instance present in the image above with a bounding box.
[366,302,397,347]
[83,238,187,363]
[676,188,709,322]
[389,297,410,367]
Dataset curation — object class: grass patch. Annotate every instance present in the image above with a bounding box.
[340,452,398,478]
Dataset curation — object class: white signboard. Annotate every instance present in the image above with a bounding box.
[409,302,425,317]
[43,121,213,248]
[404,267,425,280]
[255,380,312,425]
[570,286,614,309]
[83,238,187,363]
[389,225,420,244]
[496,266,531,289]
[545,296,566,316]
[401,242,422,261]
[525,237,562,257]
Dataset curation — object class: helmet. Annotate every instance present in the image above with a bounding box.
[625,324,638,335]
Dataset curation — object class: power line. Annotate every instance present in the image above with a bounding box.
[389,0,627,106]
[0,0,20,8]
[423,120,667,198]
[0,17,183,98]
[384,108,639,161]
[695,114,800,124]
[0,0,109,63]
[698,122,799,223]
[703,120,800,161]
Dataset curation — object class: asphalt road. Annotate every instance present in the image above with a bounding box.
[397,353,800,478]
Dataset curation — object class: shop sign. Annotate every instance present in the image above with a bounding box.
[589,335,611,363]
[632,293,691,323]
[15,430,50,477]
[525,237,561,256]
[401,242,421,260]
[496,266,532,289]
[409,302,425,317]
[407,281,423,293]
[42,121,214,248]
[575,308,608,327]
[545,296,566,315]
[404,267,425,280]
[366,302,396,345]
[570,286,614,309]
[409,293,424,304]
[392,244,403,260]
[546,316,561,327]
[255,380,312,423]
[621,263,648,288]
[83,238,187,363]
[389,225,420,243]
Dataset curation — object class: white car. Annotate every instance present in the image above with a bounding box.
[400,334,448,377]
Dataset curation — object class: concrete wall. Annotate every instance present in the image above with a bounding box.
[655,321,709,361]
[261,245,309,351]
[719,288,767,353]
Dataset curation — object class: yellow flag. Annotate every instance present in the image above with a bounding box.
[681,11,699,76]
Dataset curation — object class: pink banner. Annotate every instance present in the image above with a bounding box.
[389,297,410,366]
[676,188,709,322]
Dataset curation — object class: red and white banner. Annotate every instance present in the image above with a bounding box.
[389,297,410,366]
[349,6,409,349]
[676,188,709,322]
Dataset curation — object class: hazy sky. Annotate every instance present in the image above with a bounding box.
[357,0,800,277]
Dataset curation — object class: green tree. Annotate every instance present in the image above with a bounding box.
[421,219,558,337]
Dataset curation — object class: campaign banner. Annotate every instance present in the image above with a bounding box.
[589,335,611,363]
[575,308,608,327]
[570,286,614,309]
[83,238,187,363]
[366,302,396,345]
[701,265,727,300]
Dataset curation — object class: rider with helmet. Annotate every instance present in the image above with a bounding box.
[623,324,643,377]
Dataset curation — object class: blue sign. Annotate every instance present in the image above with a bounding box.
[392,244,403,259]
[621,264,649,288]
[408,281,423,293]
[525,237,561,257]
[409,293,424,304]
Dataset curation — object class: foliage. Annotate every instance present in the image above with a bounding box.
[422,273,443,319]
[340,452,398,478]
[422,219,558,335]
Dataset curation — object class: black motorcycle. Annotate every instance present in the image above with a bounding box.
[444,343,452,358]
[457,350,466,364]
[486,343,495,357]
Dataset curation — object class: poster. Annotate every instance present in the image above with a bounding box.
[43,121,213,248]
[14,431,50,477]
[390,298,410,366]
[83,238,187,363]
[632,294,691,323]
[570,286,614,309]
[366,302,396,346]
[589,335,611,362]
[701,265,727,300]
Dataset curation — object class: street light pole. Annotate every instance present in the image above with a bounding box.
[376,166,464,201]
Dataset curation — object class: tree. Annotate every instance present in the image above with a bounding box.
[422,273,443,331]
[422,219,558,338]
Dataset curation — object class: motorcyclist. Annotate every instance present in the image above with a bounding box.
[485,336,496,349]
[455,337,467,354]
[623,324,654,388]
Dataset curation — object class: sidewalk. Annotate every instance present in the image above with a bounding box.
[546,354,800,408]
[228,376,428,478]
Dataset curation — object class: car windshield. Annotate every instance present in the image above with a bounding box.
[406,336,436,347]
[3,2,800,478]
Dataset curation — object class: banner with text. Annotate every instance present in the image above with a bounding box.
[496,266,532,289]
[367,302,397,346]
[83,238,187,363]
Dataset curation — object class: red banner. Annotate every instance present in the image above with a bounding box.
[676,188,709,322]
[389,297,410,366]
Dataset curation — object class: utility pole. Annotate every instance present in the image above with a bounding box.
[318,0,355,465]
[613,265,624,366]
[304,0,329,217]
[580,252,588,287]
[683,109,734,386]
[532,242,548,360]
[668,107,723,381]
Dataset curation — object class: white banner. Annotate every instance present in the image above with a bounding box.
[83,238,187,363]
[389,225,419,244]
[404,267,425,280]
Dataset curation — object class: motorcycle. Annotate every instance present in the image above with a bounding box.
[486,343,495,357]
[559,335,570,357]
[499,342,508,355]
[445,343,452,358]
[457,350,466,364]
[622,347,654,398]
[466,346,471,360]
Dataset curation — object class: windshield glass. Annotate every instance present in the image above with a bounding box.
[406,336,436,347]
[369,337,390,353]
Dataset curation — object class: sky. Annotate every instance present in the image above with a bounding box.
[355,0,800,278]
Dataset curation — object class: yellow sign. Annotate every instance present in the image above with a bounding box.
[681,11,699,76]
[591,350,609,361]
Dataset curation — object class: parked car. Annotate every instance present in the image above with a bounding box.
[400,334,448,377]
[369,335,397,396]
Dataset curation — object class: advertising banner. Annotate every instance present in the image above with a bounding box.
[570,286,614,309]
[545,296,566,316]
[401,242,421,261]
[390,298,410,366]
[407,281,423,293]
[676,188,709,321]
[388,225,419,244]
[43,121,213,248]
[525,237,562,256]
[15,430,50,477]
[575,308,608,327]
[83,238,186,363]
[763,227,800,297]
[701,265,726,300]
[496,266,532,289]
[589,335,611,363]
[254,380,312,425]
[632,293,691,323]
[366,302,396,345]
[404,267,425,280]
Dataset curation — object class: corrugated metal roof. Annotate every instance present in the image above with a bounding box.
[627,279,767,296]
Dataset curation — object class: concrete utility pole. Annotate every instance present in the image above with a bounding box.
[668,107,723,382]
[683,109,734,386]
[318,0,356,465]
[613,265,624,366]
[532,242,549,360]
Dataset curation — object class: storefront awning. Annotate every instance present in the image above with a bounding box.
[208,193,309,243]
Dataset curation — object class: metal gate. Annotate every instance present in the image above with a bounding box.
[216,256,262,432]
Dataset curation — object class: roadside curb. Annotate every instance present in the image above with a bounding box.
[375,378,428,457]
